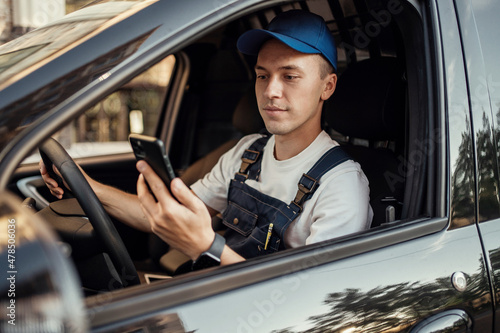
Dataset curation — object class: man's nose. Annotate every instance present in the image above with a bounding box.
[263,76,282,99]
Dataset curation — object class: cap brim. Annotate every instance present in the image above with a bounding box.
[237,29,321,56]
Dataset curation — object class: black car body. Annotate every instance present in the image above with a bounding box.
[1,0,500,332]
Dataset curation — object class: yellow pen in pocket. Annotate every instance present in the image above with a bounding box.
[264,223,273,250]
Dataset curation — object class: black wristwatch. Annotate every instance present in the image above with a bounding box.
[192,233,225,270]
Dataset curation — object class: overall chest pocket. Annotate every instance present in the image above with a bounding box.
[222,201,258,236]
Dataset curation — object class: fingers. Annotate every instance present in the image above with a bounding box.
[52,164,63,178]
[39,159,64,199]
[170,178,205,212]
[137,161,203,212]
[136,160,214,260]
[52,163,73,190]
[136,173,158,217]
[136,160,174,203]
[39,160,47,175]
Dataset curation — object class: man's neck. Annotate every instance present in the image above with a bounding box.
[273,128,322,161]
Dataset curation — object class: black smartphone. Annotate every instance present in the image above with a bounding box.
[129,134,177,194]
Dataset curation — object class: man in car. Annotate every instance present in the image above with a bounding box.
[41,10,373,270]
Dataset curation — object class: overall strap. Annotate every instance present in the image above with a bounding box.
[290,146,351,212]
[235,135,270,182]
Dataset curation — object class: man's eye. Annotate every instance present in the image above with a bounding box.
[256,74,267,80]
[285,75,297,80]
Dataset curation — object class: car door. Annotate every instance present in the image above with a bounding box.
[455,0,500,330]
[87,1,494,332]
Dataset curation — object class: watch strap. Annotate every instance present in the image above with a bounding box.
[192,233,225,270]
[207,233,225,260]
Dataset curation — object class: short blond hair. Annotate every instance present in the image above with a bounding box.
[316,54,335,79]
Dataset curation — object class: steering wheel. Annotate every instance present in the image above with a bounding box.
[39,138,140,287]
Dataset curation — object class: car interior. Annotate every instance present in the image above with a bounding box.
[8,0,435,294]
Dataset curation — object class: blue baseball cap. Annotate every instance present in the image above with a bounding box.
[237,10,337,71]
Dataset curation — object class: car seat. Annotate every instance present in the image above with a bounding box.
[324,57,407,227]
[180,88,263,186]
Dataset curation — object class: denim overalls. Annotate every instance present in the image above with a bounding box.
[222,135,351,259]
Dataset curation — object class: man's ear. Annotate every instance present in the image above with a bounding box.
[321,73,337,101]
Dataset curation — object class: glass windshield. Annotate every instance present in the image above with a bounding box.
[0,1,151,86]
[0,0,160,151]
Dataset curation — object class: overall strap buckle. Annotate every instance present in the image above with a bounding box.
[292,173,319,211]
[290,146,351,211]
[237,149,260,179]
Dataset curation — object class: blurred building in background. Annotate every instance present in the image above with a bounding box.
[0,0,69,44]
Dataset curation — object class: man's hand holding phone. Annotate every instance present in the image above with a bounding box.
[131,135,216,261]
[135,159,215,261]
